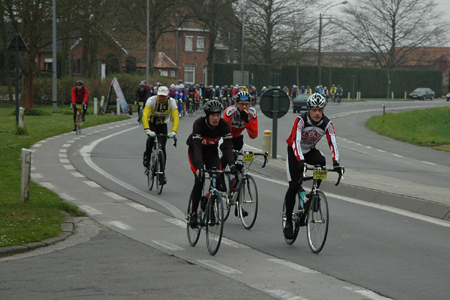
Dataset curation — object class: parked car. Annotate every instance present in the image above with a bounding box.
[293,93,309,113]
[409,87,435,100]
[446,92,450,101]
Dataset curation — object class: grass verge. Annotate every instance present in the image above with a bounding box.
[0,104,128,247]
[366,107,450,152]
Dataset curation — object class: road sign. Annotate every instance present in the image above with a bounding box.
[259,88,290,119]
[259,88,290,158]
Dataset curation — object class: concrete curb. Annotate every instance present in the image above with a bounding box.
[0,211,75,258]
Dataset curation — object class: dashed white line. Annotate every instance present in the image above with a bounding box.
[58,154,68,158]
[83,181,101,188]
[376,149,386,153]
[107,221,135,231]
[60,159,70,163]
[103,191,127,201]
[79,205,102,215]
[30,173,43,179]
[221,238,250,249]
[421,161,437,165]
[59,149,67,153]
[63,165,75,170]
[127,202,156,212]
[269,259,318,274]
[344,287,393,300]
[62,144,71,148]
[266,290,306,300]
[165,218,186,228]
[152,240,184,251]
[60,193,76,201]
[33,144,42,147]
[393,154,403,157]
[38,182,56,190]
[70,172,85,178]
[197,260,242,274]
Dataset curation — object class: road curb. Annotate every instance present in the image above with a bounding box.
[0,211,75,258]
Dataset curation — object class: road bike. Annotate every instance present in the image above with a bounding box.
[146,134,177,195]
[282,164,344,254]
[187,98,195,117]
[186,167,233,255]
[335,93,342,104]
[71,103,84,135]
[137,101,144,125]
[223,150,268,229]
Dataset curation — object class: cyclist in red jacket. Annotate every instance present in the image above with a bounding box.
[71,80,89,131]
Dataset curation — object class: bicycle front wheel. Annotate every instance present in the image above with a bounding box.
[186,196,201,247]
[156,151,165,195]
[239,175,258,229]
[306,190,329,254]
[148,154,155,191]
[206,191,224,256]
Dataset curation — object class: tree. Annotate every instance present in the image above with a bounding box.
[189,0,238,85]
[336,0,449,69]
[243,0,319,67]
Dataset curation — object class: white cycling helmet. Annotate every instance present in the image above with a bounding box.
[307,93,327,109]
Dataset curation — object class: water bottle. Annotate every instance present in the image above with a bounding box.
[300,188,306,202]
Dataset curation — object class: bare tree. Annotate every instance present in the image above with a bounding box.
[188,0,238,85]
[336,0,448,69]
[242,0,319,67]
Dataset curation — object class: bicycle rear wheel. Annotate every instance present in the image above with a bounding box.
[239,175,258,229]
[186,196,201,246]
[306,190,329,254]
[206,191,224,256]
[222,172,233,222]
[156,151,165,195]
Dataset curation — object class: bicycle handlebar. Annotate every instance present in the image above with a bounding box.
[147,134,177,147]
[304,165,345,186]
[232,150,269,168]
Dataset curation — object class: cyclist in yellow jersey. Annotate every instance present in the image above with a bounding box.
[142,86,179,183]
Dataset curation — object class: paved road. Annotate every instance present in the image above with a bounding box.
[2,100,450,300]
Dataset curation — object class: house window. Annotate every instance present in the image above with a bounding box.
[203,66,207,86]
[160,70,169,77]
[185,35,193,51]
[72,59,81,74]
[170,70,176,77]
[44,58,52,72]
[184,65,195,84]
[197,36,205,51]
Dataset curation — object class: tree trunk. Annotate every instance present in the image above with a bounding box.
[24,73,33,110]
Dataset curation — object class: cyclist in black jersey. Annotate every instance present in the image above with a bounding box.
[187,100,239,227]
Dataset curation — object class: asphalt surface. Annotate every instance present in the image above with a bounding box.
[1,115,450,300]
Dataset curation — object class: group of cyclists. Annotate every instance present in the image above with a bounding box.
[288,84,343,104]
[136,78,343,243]
[71,78,343,243]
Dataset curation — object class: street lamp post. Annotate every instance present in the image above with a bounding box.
[318,1,348,86]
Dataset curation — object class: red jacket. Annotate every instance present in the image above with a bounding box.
[71,86,89,104]
[223,106,258,139]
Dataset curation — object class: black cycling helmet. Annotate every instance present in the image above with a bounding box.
[76,80,84,86]
[203,100,223,114]
[235,91,250,102]
[307,93,327,109]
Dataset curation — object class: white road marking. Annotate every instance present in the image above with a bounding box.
[152,240,184,251]
[393,154,403,157]
[38,182,56,190]
[63,165,75,170]
[60,193,76,201]
[266,290,306,300]
[60,159,70,163]
[70,172,85,178]
[83,181,101,188]
[33,144,42,147]
[58,154,67,158]
[66,140,75,143]
[127,202,155,212]
[79,205,102,215]
[30,173,43,179]
[165,218,186,228]
[59,149,67,152]
[107,221,135,231]
[103,192,127,201]
[344,287,393,300]
[80,126,185,220]
[221,238,250,249]
[197,260,242,274]
[421,161,437,165]
[269,259,318,274]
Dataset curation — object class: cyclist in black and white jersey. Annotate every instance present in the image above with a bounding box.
[283,93,342,239]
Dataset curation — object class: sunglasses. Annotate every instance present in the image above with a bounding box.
[311,108,323,112]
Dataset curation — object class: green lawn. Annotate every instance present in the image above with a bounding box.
[0,104,128,247]
[366,107,450,152]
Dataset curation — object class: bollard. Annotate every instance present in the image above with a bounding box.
[404,91,407,99]
[348,92,350,101]
[19,107,25,128]
[21,148,32,202]
[94,97,98,115]
[100,96,104,107]
[116,99,120,115]
[391,92,394,99]
[262,130,272,158]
